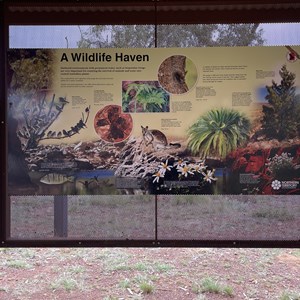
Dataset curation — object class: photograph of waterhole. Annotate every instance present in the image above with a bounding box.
[10,195,299,241]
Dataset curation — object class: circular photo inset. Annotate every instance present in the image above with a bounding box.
[286,50,298,63]
[158,55,198,94]
[94,105,133,143]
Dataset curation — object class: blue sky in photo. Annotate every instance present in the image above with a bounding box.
[256,86,300,103]
[256,87,269,103]
[9,23,300,48]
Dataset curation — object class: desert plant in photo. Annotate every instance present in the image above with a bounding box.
[17,93,90,149]
[265,152,297,180]
[187,108,250,158]
[261,65,300,140]
[123,82,169,113]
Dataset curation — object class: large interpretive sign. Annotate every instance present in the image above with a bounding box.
[7,46,300,196]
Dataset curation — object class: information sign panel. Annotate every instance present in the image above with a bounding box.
[7,46,300,197]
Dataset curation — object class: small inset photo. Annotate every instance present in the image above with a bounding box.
[94,105,133,143]
[122,80,170,113]
[158,55,198,94]
[286,46,299,63]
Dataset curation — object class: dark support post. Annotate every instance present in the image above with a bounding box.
[154,0,157,48]
[0,0,6,243]
[223,167,227,194]
[54,195,68,237]
[155,194,158,242]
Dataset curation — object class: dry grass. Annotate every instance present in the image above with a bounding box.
[0,248,299,299]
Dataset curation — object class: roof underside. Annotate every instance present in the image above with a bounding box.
[4,0,300,24]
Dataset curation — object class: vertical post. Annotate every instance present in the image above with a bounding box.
[155,194,158,242]
[1,0,7,243]
[154,0,157,48]
[54,195,68,237]
[223,167,227,194]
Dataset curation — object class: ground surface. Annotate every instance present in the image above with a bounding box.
[0,248,299,300]
[10,195,300,240]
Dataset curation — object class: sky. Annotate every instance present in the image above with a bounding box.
[9,25,84,48]
[8,23,300,48]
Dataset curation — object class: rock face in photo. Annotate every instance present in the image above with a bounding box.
[94,105,133,143]
[158,55,189,94]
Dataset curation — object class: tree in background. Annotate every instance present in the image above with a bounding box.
[78,25,155,48]
[158,24,264,47]
[77,24,264,48]
[261,65,300,141]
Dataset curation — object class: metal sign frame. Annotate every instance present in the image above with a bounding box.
[1,0,300,248]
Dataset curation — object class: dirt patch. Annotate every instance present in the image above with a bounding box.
[0,248,299,300]
[277,253,300,266]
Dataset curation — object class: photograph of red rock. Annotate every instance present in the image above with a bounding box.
[94,105,133,143]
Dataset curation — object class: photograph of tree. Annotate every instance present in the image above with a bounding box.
[158,55,198,94]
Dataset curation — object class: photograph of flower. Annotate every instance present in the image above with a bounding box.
[149,158,217,194]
